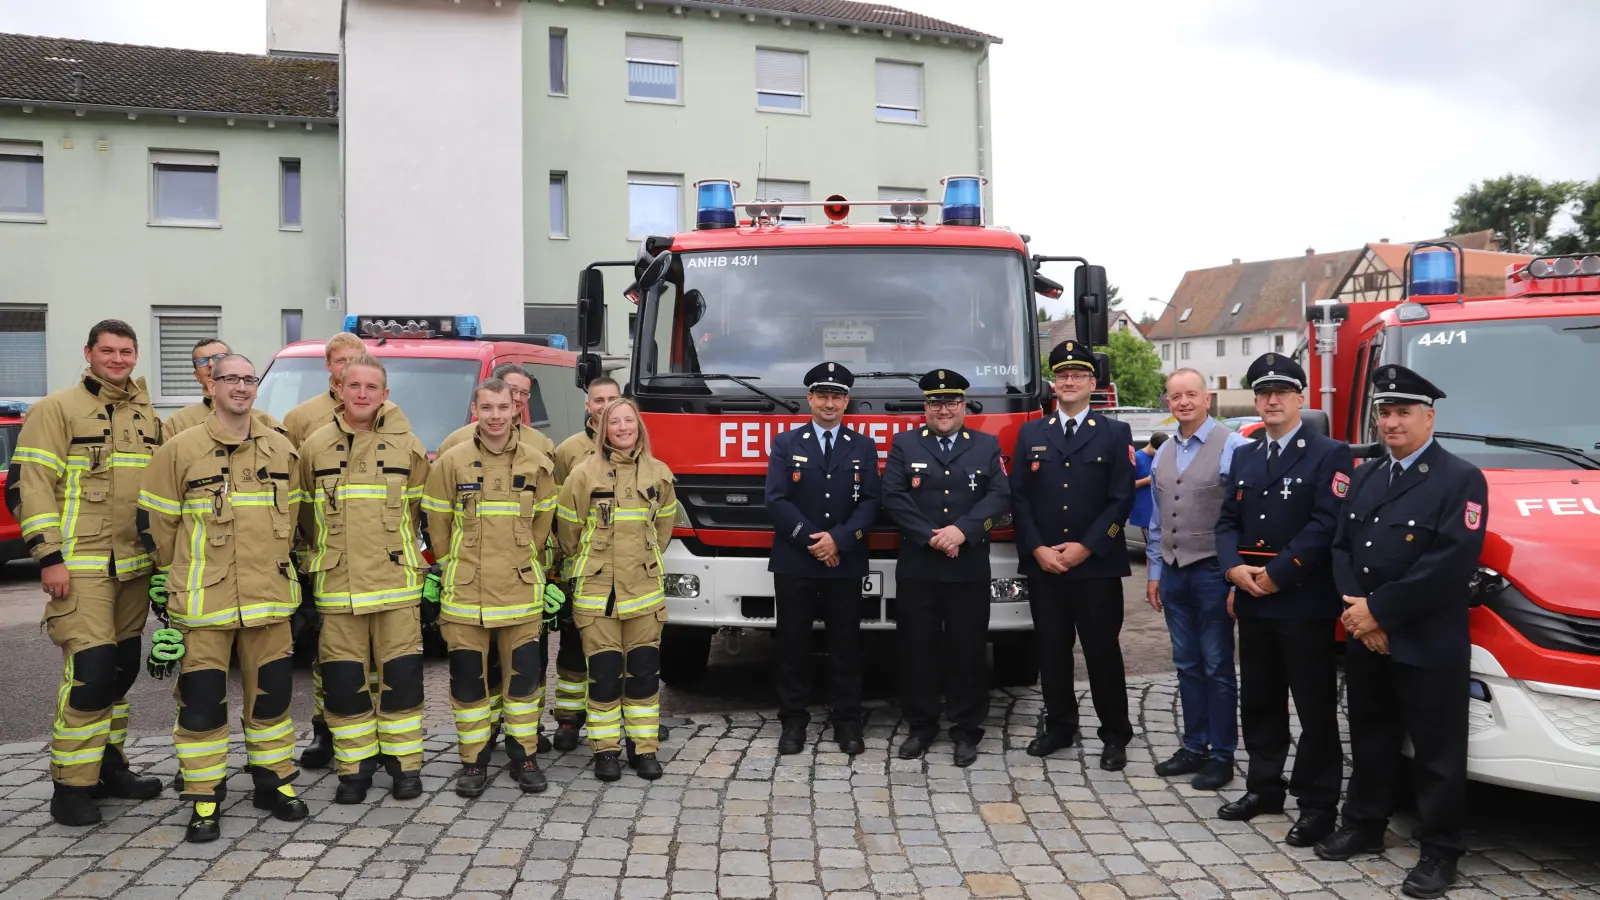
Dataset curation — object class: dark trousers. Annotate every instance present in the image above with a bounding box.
[897,579,991,744]
[1342,646,1469,859]
[1028,574,1133,746]
[1238,617,1342,810]
[774,574,863,727]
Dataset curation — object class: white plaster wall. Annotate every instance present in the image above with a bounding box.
[267,0,341,56]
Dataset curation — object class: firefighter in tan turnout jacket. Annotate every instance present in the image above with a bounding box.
[138,355,310,842]
[296,355,431,803]
[162,338,285,438]
[556,397,677,783]
[7,320,164,826]
[423,378,560,796]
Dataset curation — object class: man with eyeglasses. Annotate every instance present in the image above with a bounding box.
[1010,340,1136,770]
[881,370,1009,767]
[164,340,286,437]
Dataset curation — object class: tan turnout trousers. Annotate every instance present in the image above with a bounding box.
[44,576,148,786]
[171,621,298,798]
[441,620,544,764]
[318,607,425,775]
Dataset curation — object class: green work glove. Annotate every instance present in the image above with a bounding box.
[146,628,185,680]
[421,566,442,625]
[543,583,566,615]
[148,572,169,625]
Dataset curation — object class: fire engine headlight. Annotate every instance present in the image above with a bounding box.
[1467,566,1506,606]
[990,578,1028,603]
[664,574,700,599]
[675,506,690,528]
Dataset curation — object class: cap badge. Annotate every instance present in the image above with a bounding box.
[827,363,835,373]
[938,370,945,379]
[1266,354,1275,363]
[1386,368,1396,379]
[1065,342,1074,351]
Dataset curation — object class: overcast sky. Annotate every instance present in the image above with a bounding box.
[2,0,1595,321]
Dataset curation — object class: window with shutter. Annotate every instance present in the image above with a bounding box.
[756,49,806,112]
[0,306,47,397]
[877,186,926,223]
[627,173,681,238]
[550,29,568,95]
[150,149,220,226]
[756,179,809,223]
[154,309,220,402]
[875,61,922,123]
[626,35,682,102]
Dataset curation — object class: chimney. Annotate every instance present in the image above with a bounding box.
[1379,237,1389,243]
[1231,258,1241,266]
[1305,247,1315,256]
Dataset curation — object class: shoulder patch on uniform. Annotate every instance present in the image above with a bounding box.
[1332,471,1350,498]
[1465,501,1483,530]
[1129,445,1136,464]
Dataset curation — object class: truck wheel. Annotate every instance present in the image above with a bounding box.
[991,634,1040,687]
[659,625,713,686]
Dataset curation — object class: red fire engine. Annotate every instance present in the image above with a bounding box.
[573,178,1113,687]
[1304,243,1600,801]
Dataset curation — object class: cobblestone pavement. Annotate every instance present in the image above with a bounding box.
[1,675,1596,900]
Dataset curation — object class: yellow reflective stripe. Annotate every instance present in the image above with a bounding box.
[587,708,621,722]
[403,485,424,499]
[53,720,111,740]
[556,679,586,692]
[187,513,208,618]
[289,488,311,504]
[244,720,295,742]
[380,739,423,755]
[613,508,652,520]
[503,700,541,715]
[231,492,276,507]
[615,591,664,615]
[247,745,296,766]
[64,557,108,572]
[555,699,587,710]
[109,453,150,468]
[555,503,581,523]
[657,500,679,517]
[328,721,378,738]
[20,512,60,536]
[172,608,240,628]
[60,464,83,564]
[377,716,422,733]
[443,506,466,611]
[114,553,152,574]
[534,496,558,513]
[334,743,378,763]
[181,762,229,780]
[421,494,451,513]
[480,603,540,621]
[454,707,492,724]
[350,585,423,608]
[137,490,182,515]
[623,704,660,716]
[456,726,490,742]
[14,446,65,474]
[107,728,127,746]
[51,747,106,765]
[398,495,425,570]
[175,739,230,758]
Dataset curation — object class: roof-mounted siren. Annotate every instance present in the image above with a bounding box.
[940,175,986,226]
[1526,253,1600,278]
[823,194,850,222]
[1402,240,1463,302]
[694,179,739,230]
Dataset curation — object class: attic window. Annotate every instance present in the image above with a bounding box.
[1230,303,1242,315]
[1179,308,1193,323]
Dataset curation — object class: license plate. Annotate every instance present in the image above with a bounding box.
[862,572,883,598]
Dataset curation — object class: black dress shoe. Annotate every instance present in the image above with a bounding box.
[1026,730,1076,758]
[455,764,489,798]
[552,723,582,752]
[299,722,334,769]
[1154,748,1207,777]
[835,722,865,756]
[898,734,932,760]
[50,784,101,827]
[1191,758,1235,791]
[1218,792,1285,821]
[632,753,664,780]
[1099,743,1128,772]
[593,752,622,782]
[952,741,979,768]
[334,774,372,804]
[1285,808,1338,847]
[186,802,221,843]
[390,771,423,800]
[1314,824,1386,861]
[253,785,310,821]
[1402,855,1458,899]
[509,759,548,793]
[778,725,806,756]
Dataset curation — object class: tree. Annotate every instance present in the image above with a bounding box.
[1549,178,1600,254]
[1036,308,1051,323]
[1106,283,1123,312]
[1104,330,1164,408]
[1448,174,1576,253]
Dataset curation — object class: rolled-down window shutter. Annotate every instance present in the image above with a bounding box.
[159,315,219,399]
[0,306,47,397]
[875,61,922,110]
[626,35,681,64]
[756,49,806,95]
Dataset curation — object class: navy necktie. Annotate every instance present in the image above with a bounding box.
[823,430,834,467]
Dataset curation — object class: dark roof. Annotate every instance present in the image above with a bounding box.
[0,32,338,119]
[655,0,997,41]
[1150,249,1363,340]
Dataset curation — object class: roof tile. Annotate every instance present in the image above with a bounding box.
[668,0,996,40]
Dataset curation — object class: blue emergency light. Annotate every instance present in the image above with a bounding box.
[343,315,481,338]
[1410,250,1459,296]
[0,400,29,417]
[545,334,568,350]
[940,176,986,226]
[695,179,739,230]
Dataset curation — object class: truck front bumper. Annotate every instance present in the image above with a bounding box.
[659,542,1034,633]
[1460,645,1600,801]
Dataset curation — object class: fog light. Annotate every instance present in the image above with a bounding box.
[990,578,1028,602]
[1467,566,1504,606]
[664,574,700,599]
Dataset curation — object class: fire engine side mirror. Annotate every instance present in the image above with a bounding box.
[1093,351,1111,390]
[576,268,606,350]
[576,353,603,391]
[1074,264,1110,346]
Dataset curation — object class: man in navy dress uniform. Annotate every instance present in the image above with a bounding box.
[764,362,882,756]
[1009,340,1136,770]
[1214,353,1351,846]
[881,370,1011,767]
[1316,364,1487,900]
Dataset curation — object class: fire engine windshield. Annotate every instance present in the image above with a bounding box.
[1395,316,1600,469]
[636,247,1033,394]
[257,356,479,453]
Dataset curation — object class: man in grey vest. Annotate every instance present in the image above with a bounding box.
[1145,368,1253,790]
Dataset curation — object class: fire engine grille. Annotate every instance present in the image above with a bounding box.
[1484,586,1600,657]
[675,474,901,533]
[1528,688,1600,747]
[738,595,888,623]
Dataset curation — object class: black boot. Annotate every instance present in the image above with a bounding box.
[50,783,101,827]
[552,722,582,752]
[299,721,334,769]
[186,801,221,843]
[593,751,622,782]
[380,755,422,800]
[334,774,372,804]
[253,784,310,821]
[632,753,664,780]
[509,758,548,793]
[455,764,489,798]
[94,747,162,800]
[537,731,552,753]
